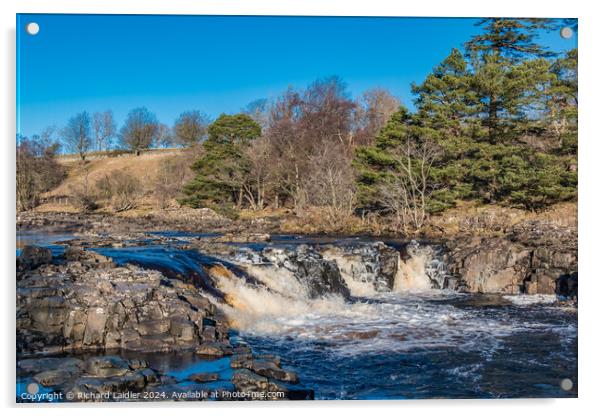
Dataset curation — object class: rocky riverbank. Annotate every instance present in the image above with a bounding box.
[17,244,310,402]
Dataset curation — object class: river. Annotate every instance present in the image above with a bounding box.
[16,231,578,400]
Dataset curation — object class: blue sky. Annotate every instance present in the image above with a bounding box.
[16,14,577,138]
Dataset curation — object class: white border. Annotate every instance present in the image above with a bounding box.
[2,1,600,415]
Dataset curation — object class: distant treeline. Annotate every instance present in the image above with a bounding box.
[17,18,577,232]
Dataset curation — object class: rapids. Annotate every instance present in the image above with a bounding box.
[18,232,578,399]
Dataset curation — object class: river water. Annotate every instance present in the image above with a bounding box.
[16,232,578,400]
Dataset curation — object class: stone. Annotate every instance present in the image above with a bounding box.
[188,372,219,383]
[84,356,130,377]
[19,245,52,269]
[195,341,232,357]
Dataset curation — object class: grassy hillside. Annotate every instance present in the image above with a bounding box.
[38,149,193,213]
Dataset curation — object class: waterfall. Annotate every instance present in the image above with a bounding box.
[394,241,449,291]
[206,263,348,333]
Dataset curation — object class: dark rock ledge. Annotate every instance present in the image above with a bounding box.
[17,245,309,401]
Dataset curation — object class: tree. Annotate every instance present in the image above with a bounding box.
[465,18,556,62]
[16,135,65,211]
[156,123,174,148]
[119,107,159,155]
[466,18,557,143]
[173,110,211,147]
[92,110,116,152]
[62,111,92,160]
[544,49,578,154]
[355,108,442,230]
[181,114,261,210]
[412,48,477,137]
[353,88,400,145]
[260,77,357,211]
[243,98,270,129]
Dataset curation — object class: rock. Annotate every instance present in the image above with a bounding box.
[84,356,130,377]
[34,369,79,387]
[321,242,399,292]
[250,360,299,383]
[188,372,219,383]
[17,250,221,354]
[231,369,270,391]
[18,357,84,374]
[64,247,113,268]
[195,341,232,357]
[556,272,578,299]
[262,245,350,299]
[213,233,271,243]
[449,220,577,295]
[19,245,52,269]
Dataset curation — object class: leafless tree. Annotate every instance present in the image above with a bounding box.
[242,135,272,210]
[353,88,400,146]
[119,107,159,155]
[62,111,92,160]
[261,78,357,211]
[305,141,357,225]
[173,110,210,147]
[92,110,116,152]
[153,152,196,208]
[16,134,65,211]
[243,98,270,129]
[378,133,441,231]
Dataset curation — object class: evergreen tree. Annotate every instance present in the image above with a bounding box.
[181,114,261,212]
[412,48,477,137]
[466,18,557,143]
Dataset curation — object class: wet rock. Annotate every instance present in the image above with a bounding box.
[556,272,578,299]
[188,372,219,383]
[321,242,399,292]
[17,246,221,354]
[18,357,84,374]
[33,368,77,387]
[251,360,299,383]
[19,245,52,269]
[84,356,130,377]
[449,221,577,295]
[449,238,530,294]
[263,245,350,299]
[195,341,232,357]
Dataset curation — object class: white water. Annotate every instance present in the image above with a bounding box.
[205,243,573,358]
[503,294,557,305]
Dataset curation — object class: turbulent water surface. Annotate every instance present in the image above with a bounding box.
[18,231,578,400]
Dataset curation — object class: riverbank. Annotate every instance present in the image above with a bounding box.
[17,242,311,401]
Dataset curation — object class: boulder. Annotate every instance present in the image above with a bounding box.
[19,245,52,269]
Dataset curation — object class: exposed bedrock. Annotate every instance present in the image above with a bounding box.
[320,242,399,292]
[447,222,577,296]
[17,246,230,355]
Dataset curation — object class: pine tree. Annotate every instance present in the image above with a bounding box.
[412,48,477,137]
[181,114,261,212]
[466,18,557,143]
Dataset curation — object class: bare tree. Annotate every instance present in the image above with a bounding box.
[353,88,400,146]
[173,110,210,147]
[16,134,65,211]
[93,110,116,152]
[378,133,441,231]
[305,141,356,226]
[243,98,270,129]
[62,111,92,160]
[242,135,272,210]
[119,107,159,155]
[156,123,175,148]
